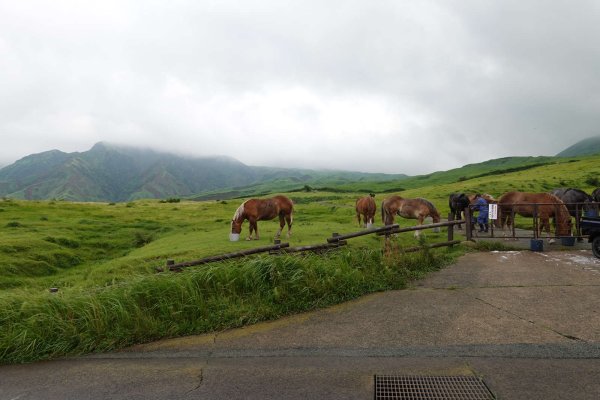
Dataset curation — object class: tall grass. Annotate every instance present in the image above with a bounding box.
[0,247,455,364]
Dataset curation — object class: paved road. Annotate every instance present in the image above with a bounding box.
[2,250,600,399]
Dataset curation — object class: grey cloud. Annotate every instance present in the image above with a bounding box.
[0,1,598,174]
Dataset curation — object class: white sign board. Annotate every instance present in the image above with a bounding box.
[489,204,498,220]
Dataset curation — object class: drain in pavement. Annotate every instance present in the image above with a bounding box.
[374,375,495,399]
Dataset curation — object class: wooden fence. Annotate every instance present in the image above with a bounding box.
[165,214,467,272]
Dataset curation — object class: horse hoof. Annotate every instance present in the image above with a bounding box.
[246,238,252,241]
[548,239,555,244]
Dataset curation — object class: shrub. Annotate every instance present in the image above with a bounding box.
[133,231,155,247]
[585,176,600,186]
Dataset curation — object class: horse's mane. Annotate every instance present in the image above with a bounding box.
[232,201,247,221]
[548,193,571,222]
[417,198,438,211]
[416,198,440,220]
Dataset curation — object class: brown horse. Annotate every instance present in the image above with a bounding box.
[356,194,376,228]
[381,195,441,237]
[230,195,293,241]
[498,191,572,241]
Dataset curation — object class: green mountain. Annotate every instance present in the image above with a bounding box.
[0,143,260,201]
[0,143,407,202]
[3,136,595,202]
[556,136,600,157]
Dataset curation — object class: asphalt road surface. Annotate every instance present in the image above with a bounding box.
[2,250,600,399]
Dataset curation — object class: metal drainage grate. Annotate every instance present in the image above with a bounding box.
[374,375,495,400]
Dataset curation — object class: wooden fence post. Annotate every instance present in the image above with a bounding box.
[447,213,454,244]
[465,208,473,241]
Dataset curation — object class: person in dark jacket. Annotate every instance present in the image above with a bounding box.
[473,193,489,232]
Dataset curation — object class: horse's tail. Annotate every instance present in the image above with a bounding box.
[288,198,294,225]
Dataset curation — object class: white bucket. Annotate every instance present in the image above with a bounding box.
[366,222,373,229]
[229,233,240,242]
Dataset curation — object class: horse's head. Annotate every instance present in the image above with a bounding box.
[231,219,242,234]
[230,202,247,235]
[556,209,573,236]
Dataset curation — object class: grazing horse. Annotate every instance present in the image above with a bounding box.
[355,193,376,228]
[230,195,293,241]
[498,192,572,242]
[448,193,470,229]
[381,196,441,237]
[550,188,597,217]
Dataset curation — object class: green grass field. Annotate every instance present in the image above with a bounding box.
[1,154,599,363]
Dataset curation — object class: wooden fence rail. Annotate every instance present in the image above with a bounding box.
[370,220,466,237]
[326,224,400,243]
[167,243,290,271]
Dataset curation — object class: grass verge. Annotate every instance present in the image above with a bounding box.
[0,246,458,364]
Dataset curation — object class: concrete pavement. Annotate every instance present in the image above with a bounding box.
[2,250,600,399]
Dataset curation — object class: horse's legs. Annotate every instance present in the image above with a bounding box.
[357,212,362,227]
[501,212,510,239]
[247,218,258,240]
[246,219,254,240]
[414,216,423,238]
[253,220,260,240]
[275,215,285,238]
[541,216,555,243]
[455,210,463,229]
[432,214,440,233]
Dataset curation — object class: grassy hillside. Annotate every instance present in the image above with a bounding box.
[191,155,591,200]
[2,153,599,364]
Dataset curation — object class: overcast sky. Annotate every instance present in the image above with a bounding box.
[1,1,599,174]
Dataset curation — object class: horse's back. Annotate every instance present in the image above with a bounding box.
[357,196,376,211]
[449,193,468,210]
[247,196,293,220]
[272,195,294,212]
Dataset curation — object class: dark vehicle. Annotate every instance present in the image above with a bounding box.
[581,216,600,258]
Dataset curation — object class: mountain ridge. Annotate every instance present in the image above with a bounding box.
[0,143,407,202]
[1,137,596,202]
